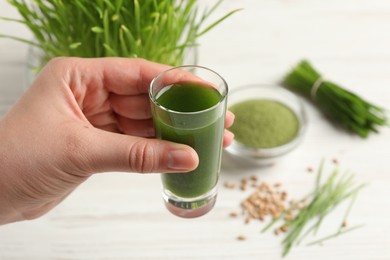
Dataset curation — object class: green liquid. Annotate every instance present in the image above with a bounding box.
[155,83,224,198]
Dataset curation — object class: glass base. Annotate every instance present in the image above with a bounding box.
[162,186,217,218]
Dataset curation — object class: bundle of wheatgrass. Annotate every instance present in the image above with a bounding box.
[283,60,388,138]
[1,0,239,67]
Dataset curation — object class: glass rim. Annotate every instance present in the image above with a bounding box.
[149,65,228,115]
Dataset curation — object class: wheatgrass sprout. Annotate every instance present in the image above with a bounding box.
[1,0,240,67]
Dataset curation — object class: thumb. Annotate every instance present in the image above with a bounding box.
[84,128,199,174]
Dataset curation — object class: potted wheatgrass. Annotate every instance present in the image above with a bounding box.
[1,0,239,70]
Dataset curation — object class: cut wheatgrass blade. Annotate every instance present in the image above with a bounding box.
[283,60,388,138]
[261,161,366,257]
[306,224,365,247]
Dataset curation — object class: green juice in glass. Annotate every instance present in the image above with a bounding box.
[154,83,225,198]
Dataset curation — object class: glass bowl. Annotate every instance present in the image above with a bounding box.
[224,84,308,166]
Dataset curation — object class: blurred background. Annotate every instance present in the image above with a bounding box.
[0,1,389,259]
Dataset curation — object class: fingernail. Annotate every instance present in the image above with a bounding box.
[225,130,234,139]
[168,149,198,171]
[227,110,235,119]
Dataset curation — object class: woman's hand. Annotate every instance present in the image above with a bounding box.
[0,57,234,224]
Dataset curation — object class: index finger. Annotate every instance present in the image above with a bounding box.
[88,58,216,97]
[91,57,171,95]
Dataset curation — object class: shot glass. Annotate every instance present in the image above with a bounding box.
[149,65,228,218]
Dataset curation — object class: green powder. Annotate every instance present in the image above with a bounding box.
[229,99,299,148]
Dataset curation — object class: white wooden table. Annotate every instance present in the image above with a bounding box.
[1,1,390,259]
